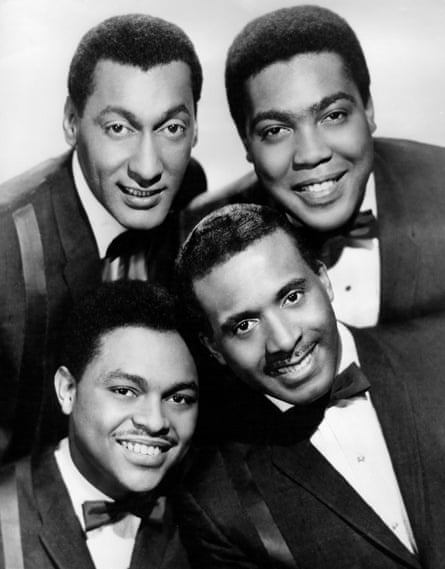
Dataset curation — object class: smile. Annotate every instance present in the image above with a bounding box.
[292,172,346,203]
[266,342,317,377]
[119,185,166,198]
[118,441,165,456]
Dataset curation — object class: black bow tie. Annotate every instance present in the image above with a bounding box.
[82,494,165,532]
[317,209,378,268]
[274,363,370,443]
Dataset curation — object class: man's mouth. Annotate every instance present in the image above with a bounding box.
[265,342,317,377]
[116,437,174,457]
[118,185,166,199]
[292,172,346,201]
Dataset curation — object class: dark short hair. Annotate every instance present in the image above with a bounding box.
[225,4,370,135]
[175,203,321,337]
[68,13,203,115]
[60,281,186,380]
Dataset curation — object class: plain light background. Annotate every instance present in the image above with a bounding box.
[1,0,445,189]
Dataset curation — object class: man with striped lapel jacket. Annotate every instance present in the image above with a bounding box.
[0,282,199,569]
[174,203,445,568]
[0,13,205,463]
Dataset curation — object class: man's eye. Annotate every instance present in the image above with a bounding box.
[167,393,197,406]
[111,386,137,398]
[323,110,347,123]
[105,123,132,138]
[261,126,289,140]
[233,319,257,336]
[283,290,303,306]
[161,122,186,138]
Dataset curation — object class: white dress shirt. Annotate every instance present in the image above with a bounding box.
[72,151,126,259]
[328,174,381,328]
[54,438,140,569]
[267,324,417,554]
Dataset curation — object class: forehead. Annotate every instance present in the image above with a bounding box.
[245,52,357,113]
[194,231,315,319]
[83,326,197,386]
[85,59,194,116]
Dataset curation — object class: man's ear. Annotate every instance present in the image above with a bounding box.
[365,95,377,134]
[63,97,79,147]
[54,366,77,416]
[199,333,227,366]
[317,262,334,302]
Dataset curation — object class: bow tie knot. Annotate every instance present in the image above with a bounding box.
[82,494,165,532]
[317,209,378,268]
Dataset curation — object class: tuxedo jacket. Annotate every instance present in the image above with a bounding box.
[183,138,445,324]
[177,316,445,568]
[0,450,190,569]
[0,153,206,462]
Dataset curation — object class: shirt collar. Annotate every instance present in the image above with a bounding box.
[72,151,126,258]
[361,171,377,217]
[54,437,112,531]
[266,322,360,412]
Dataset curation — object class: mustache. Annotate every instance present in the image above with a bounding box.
[264,341,316,374]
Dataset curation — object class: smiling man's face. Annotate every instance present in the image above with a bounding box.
[242,52,375,232]
[56,325,198,498]
[194,229,339,405]
[64,59,197,230]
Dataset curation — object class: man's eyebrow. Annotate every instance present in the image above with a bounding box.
[153,104,192,129]
[275,278,307,302]
[249,91,356,132]
[101,370,146,389]
[163,380,199,398]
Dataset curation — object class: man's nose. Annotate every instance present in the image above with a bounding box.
[292,126,333,169]
[127,134,163,187]
[265,311,302,354]
[131,396,169,434]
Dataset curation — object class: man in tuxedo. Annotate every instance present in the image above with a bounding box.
[184,4,445,328]
[174,203,445,568]
[0,13,206,462]
[0,281,198,569]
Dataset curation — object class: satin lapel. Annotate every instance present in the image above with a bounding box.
[33,451,96,569]
[49,154,102,302]
[252,442,418,568]
[355,329,428,559]
[374,144,419,321]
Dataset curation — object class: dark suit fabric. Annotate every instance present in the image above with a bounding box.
[184,138,445,324]
[0,450,190,569]
[0,153,206,462]
[177,317,445,568]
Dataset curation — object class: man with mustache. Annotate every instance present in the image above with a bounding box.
[175,203,445,568]
[185,4,445,329]
[0,281,199,568]
[0,13,205,462]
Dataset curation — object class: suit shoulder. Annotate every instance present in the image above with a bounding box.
[182,169,260,235]
[374,137,445,167]
[0,154,70,214]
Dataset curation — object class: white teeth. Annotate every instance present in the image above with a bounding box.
[302,179,337,193]
[274,350,313,376]
[120,441,162,456]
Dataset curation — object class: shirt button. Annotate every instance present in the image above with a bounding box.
[357,455,366,463]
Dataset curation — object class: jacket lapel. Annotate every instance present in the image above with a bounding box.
[49,153,102,302]
[374,142,420,321]
[355,327,428,559]
[33,451,96,569]
[251,441,419,568]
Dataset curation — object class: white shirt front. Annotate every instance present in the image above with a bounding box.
[54,438,140,569]
[328,174,381,328]
[73,151,126,259]
[267,324,417,554]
